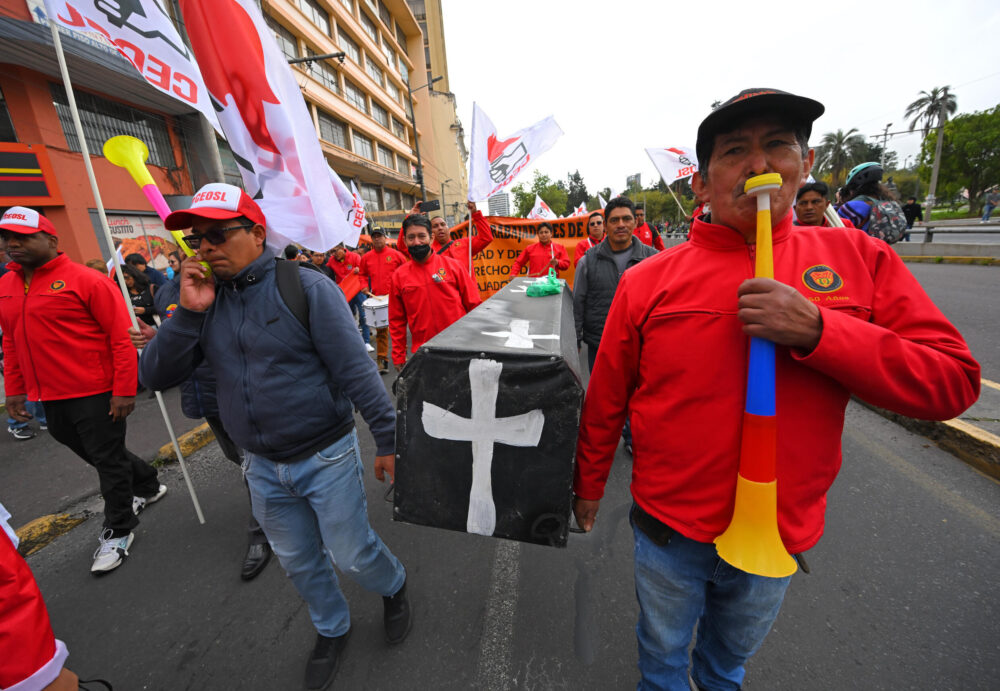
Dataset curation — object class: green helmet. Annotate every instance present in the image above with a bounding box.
[845,162,883,190]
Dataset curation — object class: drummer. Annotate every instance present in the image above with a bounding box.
[359,227,407,374]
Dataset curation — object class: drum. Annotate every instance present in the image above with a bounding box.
[362,295,389,327]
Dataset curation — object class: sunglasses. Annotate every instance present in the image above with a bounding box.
[182,223,255,249]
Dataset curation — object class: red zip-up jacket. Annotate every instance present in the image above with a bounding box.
[633,222,665,251]
[359,246,407,295]
[394,211,494,268]
[389,253,481,366]
[510,241,570,278]
[574,237,602,267]
[575,213,980,554]
[0,253,137,400]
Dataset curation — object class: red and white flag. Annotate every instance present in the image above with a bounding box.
[527,194,557,221]
[468,103,563,201]
[43,0,220,131]
[646,146,699,184]
[346,180,367,244]
[572,202,588,216]
[179,0,355,251]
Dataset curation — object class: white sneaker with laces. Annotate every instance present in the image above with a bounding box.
[365,343,375,352]
[91,530,134,573]
[132,483,168,515]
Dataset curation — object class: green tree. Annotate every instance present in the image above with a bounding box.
[905,86,958,138]
[565,170,589,209]
[510,170,569,217]
[814,128,866,188]
[918,106,1000,214]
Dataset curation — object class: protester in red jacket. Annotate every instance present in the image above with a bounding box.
[572,90,980,691]
[389,214,481,368]
[574,211,605,267]
[509,222,570,278]
[328,244,370,347]
[633,207,665,250]
[395,202,494,270]
[360,228,407,373]
[0,207,165,575]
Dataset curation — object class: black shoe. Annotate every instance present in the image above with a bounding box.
[240,542,272,581]
[304,629,349,690]
[383,579,412,644]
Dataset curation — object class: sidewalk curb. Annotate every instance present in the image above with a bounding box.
[154,421,215,466]
[857,400,1000,480]
[899,256,998,266]
[15,512,89,557]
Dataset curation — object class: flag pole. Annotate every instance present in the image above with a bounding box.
[666,181,687,216]
[48,20,205,524]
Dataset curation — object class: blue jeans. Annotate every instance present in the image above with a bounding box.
[983,203,996,222]
[244,429,405,637]
[7,400,46,430]
[632,515,793,690]
[349,292,371,343]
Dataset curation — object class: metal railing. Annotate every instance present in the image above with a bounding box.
[910,220,1000,242]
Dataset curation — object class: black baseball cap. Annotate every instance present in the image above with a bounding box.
[696,88,825,167]
[369,226,386,237]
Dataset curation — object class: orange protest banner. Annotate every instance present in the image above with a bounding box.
[448,213,597,299]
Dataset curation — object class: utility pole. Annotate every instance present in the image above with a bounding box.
[405,75,442,202]
[880,122,892,167]
[441,179,451,224]
[925,110,946,221]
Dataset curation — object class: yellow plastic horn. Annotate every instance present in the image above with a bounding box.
[103,136,155,188]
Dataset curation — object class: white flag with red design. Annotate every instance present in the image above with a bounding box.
[527,194,557,220]
[646,146,700,184]
[467,103,563,201]
[178,0,355,251]
[345,180,367,245]
[572,202,588,216]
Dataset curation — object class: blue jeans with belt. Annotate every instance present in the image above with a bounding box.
[244,429,405,637]
[632,515,793,690]
[349,292,371,344]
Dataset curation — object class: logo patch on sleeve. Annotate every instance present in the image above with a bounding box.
[802,265,842,293]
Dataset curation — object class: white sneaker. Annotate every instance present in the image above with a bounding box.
[91,530,134,573]
[132,483,168,515]
[365,343,375,352]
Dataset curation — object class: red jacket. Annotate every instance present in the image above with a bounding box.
[395,211,494,268]
[389,253,482,366]
[510,241,570,278]
[0,253,137,400]
[359,246,407,295]
[575,213,980,554]
[326,250,363,283]
[574,237,602,267]
[634,222,665,251]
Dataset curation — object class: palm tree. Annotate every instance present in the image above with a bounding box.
[905,86,957,138]
[814,128,866,188]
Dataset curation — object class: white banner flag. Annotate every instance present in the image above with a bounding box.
[572,202,588,216]
[179,0,355,251]
[468,103,563,202]
[527,194,557,221]
[346,180,367,245]
[598,194,608,210]
[646,146,700,184]
[42,0,220,131]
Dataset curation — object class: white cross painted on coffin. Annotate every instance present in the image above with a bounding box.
[481,318,559,349]
[508,285,528,293]
[421,358,544,536]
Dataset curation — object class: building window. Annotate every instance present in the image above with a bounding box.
[383,186,401,210]
[399,60,408,83]
[386,80,399,103]
[362,0,378,14]
[343,79,368,113]
[365,57,384,87]
[297,0,330,34]
[50,84,174,167]
[359,11,378,43]
[380,43,396,71]
[392,117,407,141]
[264,14,298,60]
[371,102,388,128]
[395,23,406,48]
[402,192,415,209]
[306,51,340,93]
[395,155,409,176]
[338,0,353,12]
[378,1,391,26]
[352,132,373,160]
[338,30,360,63]
[318,111,348,148]
[377,144,393,169]
[0,86,16,142]
[361,181,383,210]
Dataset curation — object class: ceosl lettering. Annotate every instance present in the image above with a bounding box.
[3,213,28,221]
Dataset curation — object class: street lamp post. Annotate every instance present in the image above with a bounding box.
[406,75,443,202]
[441,178,451,223]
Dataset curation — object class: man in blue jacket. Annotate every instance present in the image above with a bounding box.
[137,184,409,690]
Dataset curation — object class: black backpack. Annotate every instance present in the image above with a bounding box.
[274,258,324,331]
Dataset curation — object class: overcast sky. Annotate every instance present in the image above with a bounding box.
[441,0,1000,197]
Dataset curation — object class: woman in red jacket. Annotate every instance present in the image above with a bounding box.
[509,222,570,278]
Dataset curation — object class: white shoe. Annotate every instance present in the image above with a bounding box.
[133,483,167,515]
[365,343,375,352]
[91,530,134,573]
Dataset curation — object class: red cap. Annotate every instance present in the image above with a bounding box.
[0,207,57,236]
[164,183,266,230]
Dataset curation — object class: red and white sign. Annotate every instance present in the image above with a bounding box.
[527,194,557,221]
[468,103,563,202]
[646,145,700,184]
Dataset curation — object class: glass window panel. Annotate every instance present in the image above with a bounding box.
[365,57,384,87]
[377,145,394,169]
[338,31,359,62]
[402,192,415,209]
[383,186,401,210]
[339,0,353,12]
[298,0,329,34]
[360,12,377,42]
[361,181,383,210]
[378,1,391,27]
[264,14,298,60]
[343,79,368,113]
[371,102,388,127]
[392,117,407,141]
[317,111,348,148]
[386,80,399,103]
[352,132,373,159]
[395,155,409,176]
[395,23,406,48]
[306,50,340,93]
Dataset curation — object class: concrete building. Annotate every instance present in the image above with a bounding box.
[488,193,510,217]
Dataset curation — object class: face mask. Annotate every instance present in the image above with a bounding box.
[408,243,432,261]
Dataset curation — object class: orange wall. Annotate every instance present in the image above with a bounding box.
[1,65,193,263]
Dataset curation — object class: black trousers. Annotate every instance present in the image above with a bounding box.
[205,415,267,545]
[44,391,159,535]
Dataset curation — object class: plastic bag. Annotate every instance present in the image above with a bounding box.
[526,268,564,297]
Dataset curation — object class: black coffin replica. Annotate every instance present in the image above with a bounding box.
[394,278,583,547]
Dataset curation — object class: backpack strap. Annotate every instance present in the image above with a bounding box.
[274,258,309,332]
[436,239,456,254]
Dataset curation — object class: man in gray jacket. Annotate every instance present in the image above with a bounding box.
[137,184,409,690]
[574,196,658,454]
